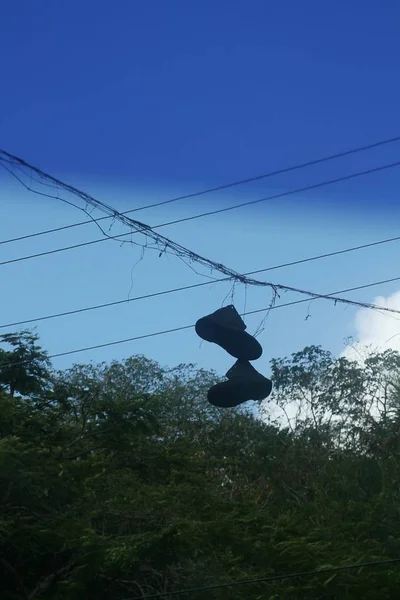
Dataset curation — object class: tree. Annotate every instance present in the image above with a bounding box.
[0,331,51,398]
[1,335,400,599]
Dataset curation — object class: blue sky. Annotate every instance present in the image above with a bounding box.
[1,0,400,380]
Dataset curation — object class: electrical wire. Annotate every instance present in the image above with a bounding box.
[2,134,400,247]
[3,151,400,345]
[2,159,400,269]
[4,276,400,367]
[2,230,400,331]
[123,558,400,599]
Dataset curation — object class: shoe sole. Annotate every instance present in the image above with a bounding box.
[207,377,272,408]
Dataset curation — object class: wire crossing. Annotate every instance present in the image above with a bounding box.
[1,241,400,332]
[3,275,400,368]
[1,134,400,246]
[2,160,400,269]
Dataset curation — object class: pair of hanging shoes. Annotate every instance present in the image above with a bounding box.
[195,305,272,408]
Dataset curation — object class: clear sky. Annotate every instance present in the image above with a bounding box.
[1,0,400,382]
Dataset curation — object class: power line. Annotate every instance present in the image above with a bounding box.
[3,153,400,314]
[124,558,400,599]
[2,226,400,331]
[2,134,400,247]
[2,159,400,269]
[4,276,400,367]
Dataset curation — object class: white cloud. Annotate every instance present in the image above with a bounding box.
[342,290,400,361]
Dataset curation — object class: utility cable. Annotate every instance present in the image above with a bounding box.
[3,152,400,321]
[2,231,400,331]
[122,558,400,599]
[1,134,400,247]
[1,160,400,269]
[3,276,400,367]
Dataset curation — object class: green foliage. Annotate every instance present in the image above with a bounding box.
[0,331,50,398]
[1,336,400,599]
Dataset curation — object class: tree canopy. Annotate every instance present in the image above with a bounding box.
[1,333,400,599]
